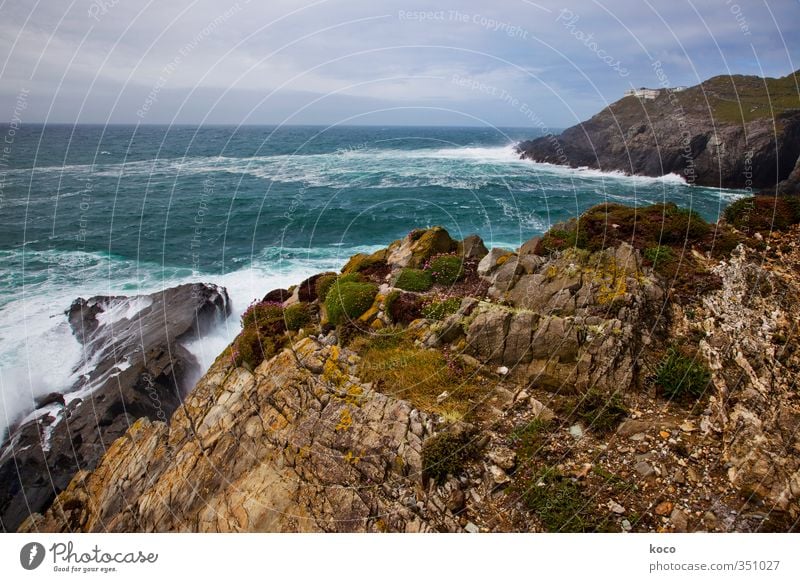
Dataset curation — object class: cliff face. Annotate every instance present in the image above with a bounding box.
[20,206,800,533]
[517,72,800,189]
[0,283,230,532]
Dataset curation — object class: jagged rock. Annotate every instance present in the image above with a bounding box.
[387,227,456,269]
[19,339,464,532]
[477,248,513,277]
[461,234,489,260]
[518,236,541,256]
[0,283,230,532]
[263,288,290,303]
[465,309,510,365]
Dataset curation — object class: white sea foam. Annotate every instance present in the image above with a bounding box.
[0,246,375,441]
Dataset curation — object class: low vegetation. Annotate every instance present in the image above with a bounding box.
[422,430,477,484]
[654,346,712,399]
[426,254,464,285]
[394,268,433,292]
[284,302,311,331]
[421,297,462,320]
[324,280,378,326]
[233,301,288,369]
[724,195,800,235]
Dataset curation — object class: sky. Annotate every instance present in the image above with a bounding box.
[0,0,798,127]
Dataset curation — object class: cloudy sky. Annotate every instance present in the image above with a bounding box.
[1,0,798,127]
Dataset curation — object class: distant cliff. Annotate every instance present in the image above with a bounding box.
[517,71,800,189]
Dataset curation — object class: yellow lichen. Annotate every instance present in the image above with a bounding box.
[335,407,353,431]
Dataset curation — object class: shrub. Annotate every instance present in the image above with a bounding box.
[724,195,800,234]
[315,274,338,303]
[324,281,378,326]
[421,297,462,320]
[426,254,464,285]
[643,245,675,268]
[422,431,477,484]
[241,302,286,335]
[572,389,628,434]
[509,418,551,462]
[520,468,605,532]
[655,347,711,399]
[232,326,282,370]
[284,302,311,331]
[395,268,432,292]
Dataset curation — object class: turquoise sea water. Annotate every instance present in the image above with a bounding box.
[0,124,745,436]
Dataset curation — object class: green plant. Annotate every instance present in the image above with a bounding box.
[421,297,462,320]
[643,245,675,268]
[573,390,628,434]
[324,281,378,326]
[315,274,338,303]
[394,268,433,292]
[240,301,285,332]
[426,254,464,285]
[422,431,477,484]
[655,347,711,399]
[232,326,282,370]
[520,468,601,532]
[509,419,551,461]
[284,302,311,331]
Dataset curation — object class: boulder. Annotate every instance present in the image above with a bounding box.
[461,234,489,260]
[477,248,513,277]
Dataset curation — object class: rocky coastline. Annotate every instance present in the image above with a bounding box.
[15,191,800,533]
[516,71,800,189]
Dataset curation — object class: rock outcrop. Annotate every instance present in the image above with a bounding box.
[0,283,230,532]
[18,214,800,533]
[517,71,800,189]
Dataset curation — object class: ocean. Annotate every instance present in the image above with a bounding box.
[0,124,746,438]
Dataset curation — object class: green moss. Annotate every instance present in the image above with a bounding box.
[395,268,433,292]
[284,303,311,331]
[324,281,378,326]
[232,326,283,370]
[426,254,464,285]
[655,347,711,399]
[315,274,338,302]
[341,249,388,275]
[422,431,477,485]
[421,297,462,320]
[643,245,675,268]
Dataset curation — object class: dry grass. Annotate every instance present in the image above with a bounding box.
[351,332,492,420]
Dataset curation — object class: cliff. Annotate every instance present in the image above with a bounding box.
[517,71,800,189]
[19,197,800,533]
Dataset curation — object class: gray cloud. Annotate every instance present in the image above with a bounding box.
[0,0,797,126]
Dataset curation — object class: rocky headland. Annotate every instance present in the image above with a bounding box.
[18,192,800,533]
[517,71,800,189]
[0,283,230,532]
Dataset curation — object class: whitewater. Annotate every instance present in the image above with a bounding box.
[0,124,748,439]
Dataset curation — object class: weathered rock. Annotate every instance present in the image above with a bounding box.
[461,234,489,260]
[387,227,456,269]
[0,283,230,532]
[19,339,464,533]
[477,248,513,277]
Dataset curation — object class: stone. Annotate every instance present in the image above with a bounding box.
[465,309,510,364]
[621,519,632,532]
[670,507,689,532]
[655,501,674,516]
[477,248,513,277]
[569,424,584,440]
[436,391,450,404]
[489,465,510,485]
[464,521,480,533]
[447,489,466,514]
[461,234,489,260]
[518,236,541,256]
[487,447,516,470]
[634,461,656,477]
[608,500,626,514]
